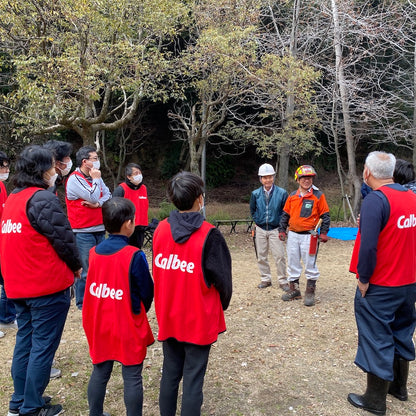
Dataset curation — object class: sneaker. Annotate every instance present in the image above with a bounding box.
[282,281,302,301]
[35,403,64,416]
[7,397,52,416]
[257,281,272,289]
[0,330,4,338]
[103,413,110,416]
[49,368,61,379]
[0,320,18,330]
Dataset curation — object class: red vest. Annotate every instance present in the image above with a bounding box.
[153,219,226,345]
[0,181,7,219]
[120,183,149,226]
[82,245,154,365]
[65,171,103,229]
[0,187,74,298]
[349,230,360,275]
[362,186,416,286]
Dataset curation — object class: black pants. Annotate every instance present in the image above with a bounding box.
[129,226,146,249]
[88,360,143,416]
[159,339,211,416]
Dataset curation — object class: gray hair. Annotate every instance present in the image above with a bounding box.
[365,151,396,179]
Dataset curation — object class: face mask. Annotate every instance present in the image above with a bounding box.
[0,173,9,181]
[92,160,100,170]
[132,174,143,185]
[60,160,73,176]
[45,173,58,188]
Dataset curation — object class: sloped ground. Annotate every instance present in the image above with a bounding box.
[0,231,415,415]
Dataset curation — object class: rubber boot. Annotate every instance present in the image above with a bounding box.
[347,372,389,415]
[388,357,409,401]
[304,279,316,306]
[282,280,301,301]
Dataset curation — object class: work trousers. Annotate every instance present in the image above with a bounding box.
[9,289,70,415]
[255,226,287,285]
[88,361,144,416]
[159,338,211,416]
[74,231,105,310]
[354,283,416,381]
[286,231,319,281]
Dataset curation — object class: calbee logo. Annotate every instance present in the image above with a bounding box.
[1,219,22,234]
[89,282,123,300]
[397,214,416,229]
[154,253,195,274]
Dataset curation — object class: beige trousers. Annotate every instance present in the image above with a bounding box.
[255,225,287,285]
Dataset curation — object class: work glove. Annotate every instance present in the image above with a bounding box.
[279,232,287,242]
[319,233,328,243]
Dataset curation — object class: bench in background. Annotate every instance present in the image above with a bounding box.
[213,219,253,234]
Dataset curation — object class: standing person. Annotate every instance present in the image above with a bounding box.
[250,163,289,291]
[152,171,232,416]
[0,145,81,416]
[43,140,73,193]
[0,151,16,337]
[65,146,111,310]
[113,163,149,248]
[393,158,416,193]
[347,151,416,416]
[278,165,330,306]
[83,197,154,416]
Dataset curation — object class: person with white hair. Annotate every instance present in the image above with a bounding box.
[348,151,416,415]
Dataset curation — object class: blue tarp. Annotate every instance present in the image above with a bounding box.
[327,227,358,241]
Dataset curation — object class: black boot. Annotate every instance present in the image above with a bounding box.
[388,356,409,401]
[347,373,389,415]
[304,279,316,306]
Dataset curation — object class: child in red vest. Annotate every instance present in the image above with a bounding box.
[152,171,232,416]
[82,197,154,416]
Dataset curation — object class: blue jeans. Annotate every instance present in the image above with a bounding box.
[10,289,71,415]
[0,285,16,323]
[74,231,105,310]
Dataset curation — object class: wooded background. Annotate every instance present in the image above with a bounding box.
[0,0,415,214]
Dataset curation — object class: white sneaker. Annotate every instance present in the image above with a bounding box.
[0,331,4,338]
[50,367,62,379]
[0,320,18,330]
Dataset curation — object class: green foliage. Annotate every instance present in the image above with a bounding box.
[206,156,235,187]
[160,142,185,179]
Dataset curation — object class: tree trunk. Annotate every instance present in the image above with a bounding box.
[331,0,361,214]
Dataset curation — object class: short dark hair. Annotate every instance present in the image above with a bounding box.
[14,145,54,189]
[394,159,415,185]
[43,140,72,162]
[126,163,141,177]
[76,146,97,167]
[0,151,10,167]
[102,197,135,234]
[167,171,204,211]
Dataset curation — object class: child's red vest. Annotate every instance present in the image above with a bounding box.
[66,171,103,229]
[0,187,74,298]
[153,219,226,345]
[120,183,149,226]
[0,181,7,219]
[82,245,154,365]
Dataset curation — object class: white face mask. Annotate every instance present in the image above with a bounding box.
[59,160,73,176]
[132,174,143,185]
[0,172,9,181]
[45,173,58,188]
[92,160,100,170]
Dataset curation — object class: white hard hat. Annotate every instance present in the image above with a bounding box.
[258,163,276,176]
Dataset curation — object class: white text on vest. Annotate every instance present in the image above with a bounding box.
[1,219,22,234]
[89,282,123,300]
[397,214,416,229]
[154,253,195,273]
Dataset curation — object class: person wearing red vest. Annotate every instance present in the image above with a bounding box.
[82,197,154,416]
[152,171,232,416]
[0,145,81,416]
[348,151,416,416]
[113,163,149,248]
[66,146,111,310]
[0,151,16,337]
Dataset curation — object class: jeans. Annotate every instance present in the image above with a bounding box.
[159,339,211,416]
[0,285,16,323]
[9,289,71,415]
[88,361,144,416]
[74,231,105,309]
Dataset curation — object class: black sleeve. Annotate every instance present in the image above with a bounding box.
[112,185,125,198]
[202,228,232,310]
[279,212,290,232]
[27,190,82,272]
[320,212,331,234]
[130,250,154,314]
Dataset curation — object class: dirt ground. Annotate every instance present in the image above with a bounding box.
[0,229,415,415]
